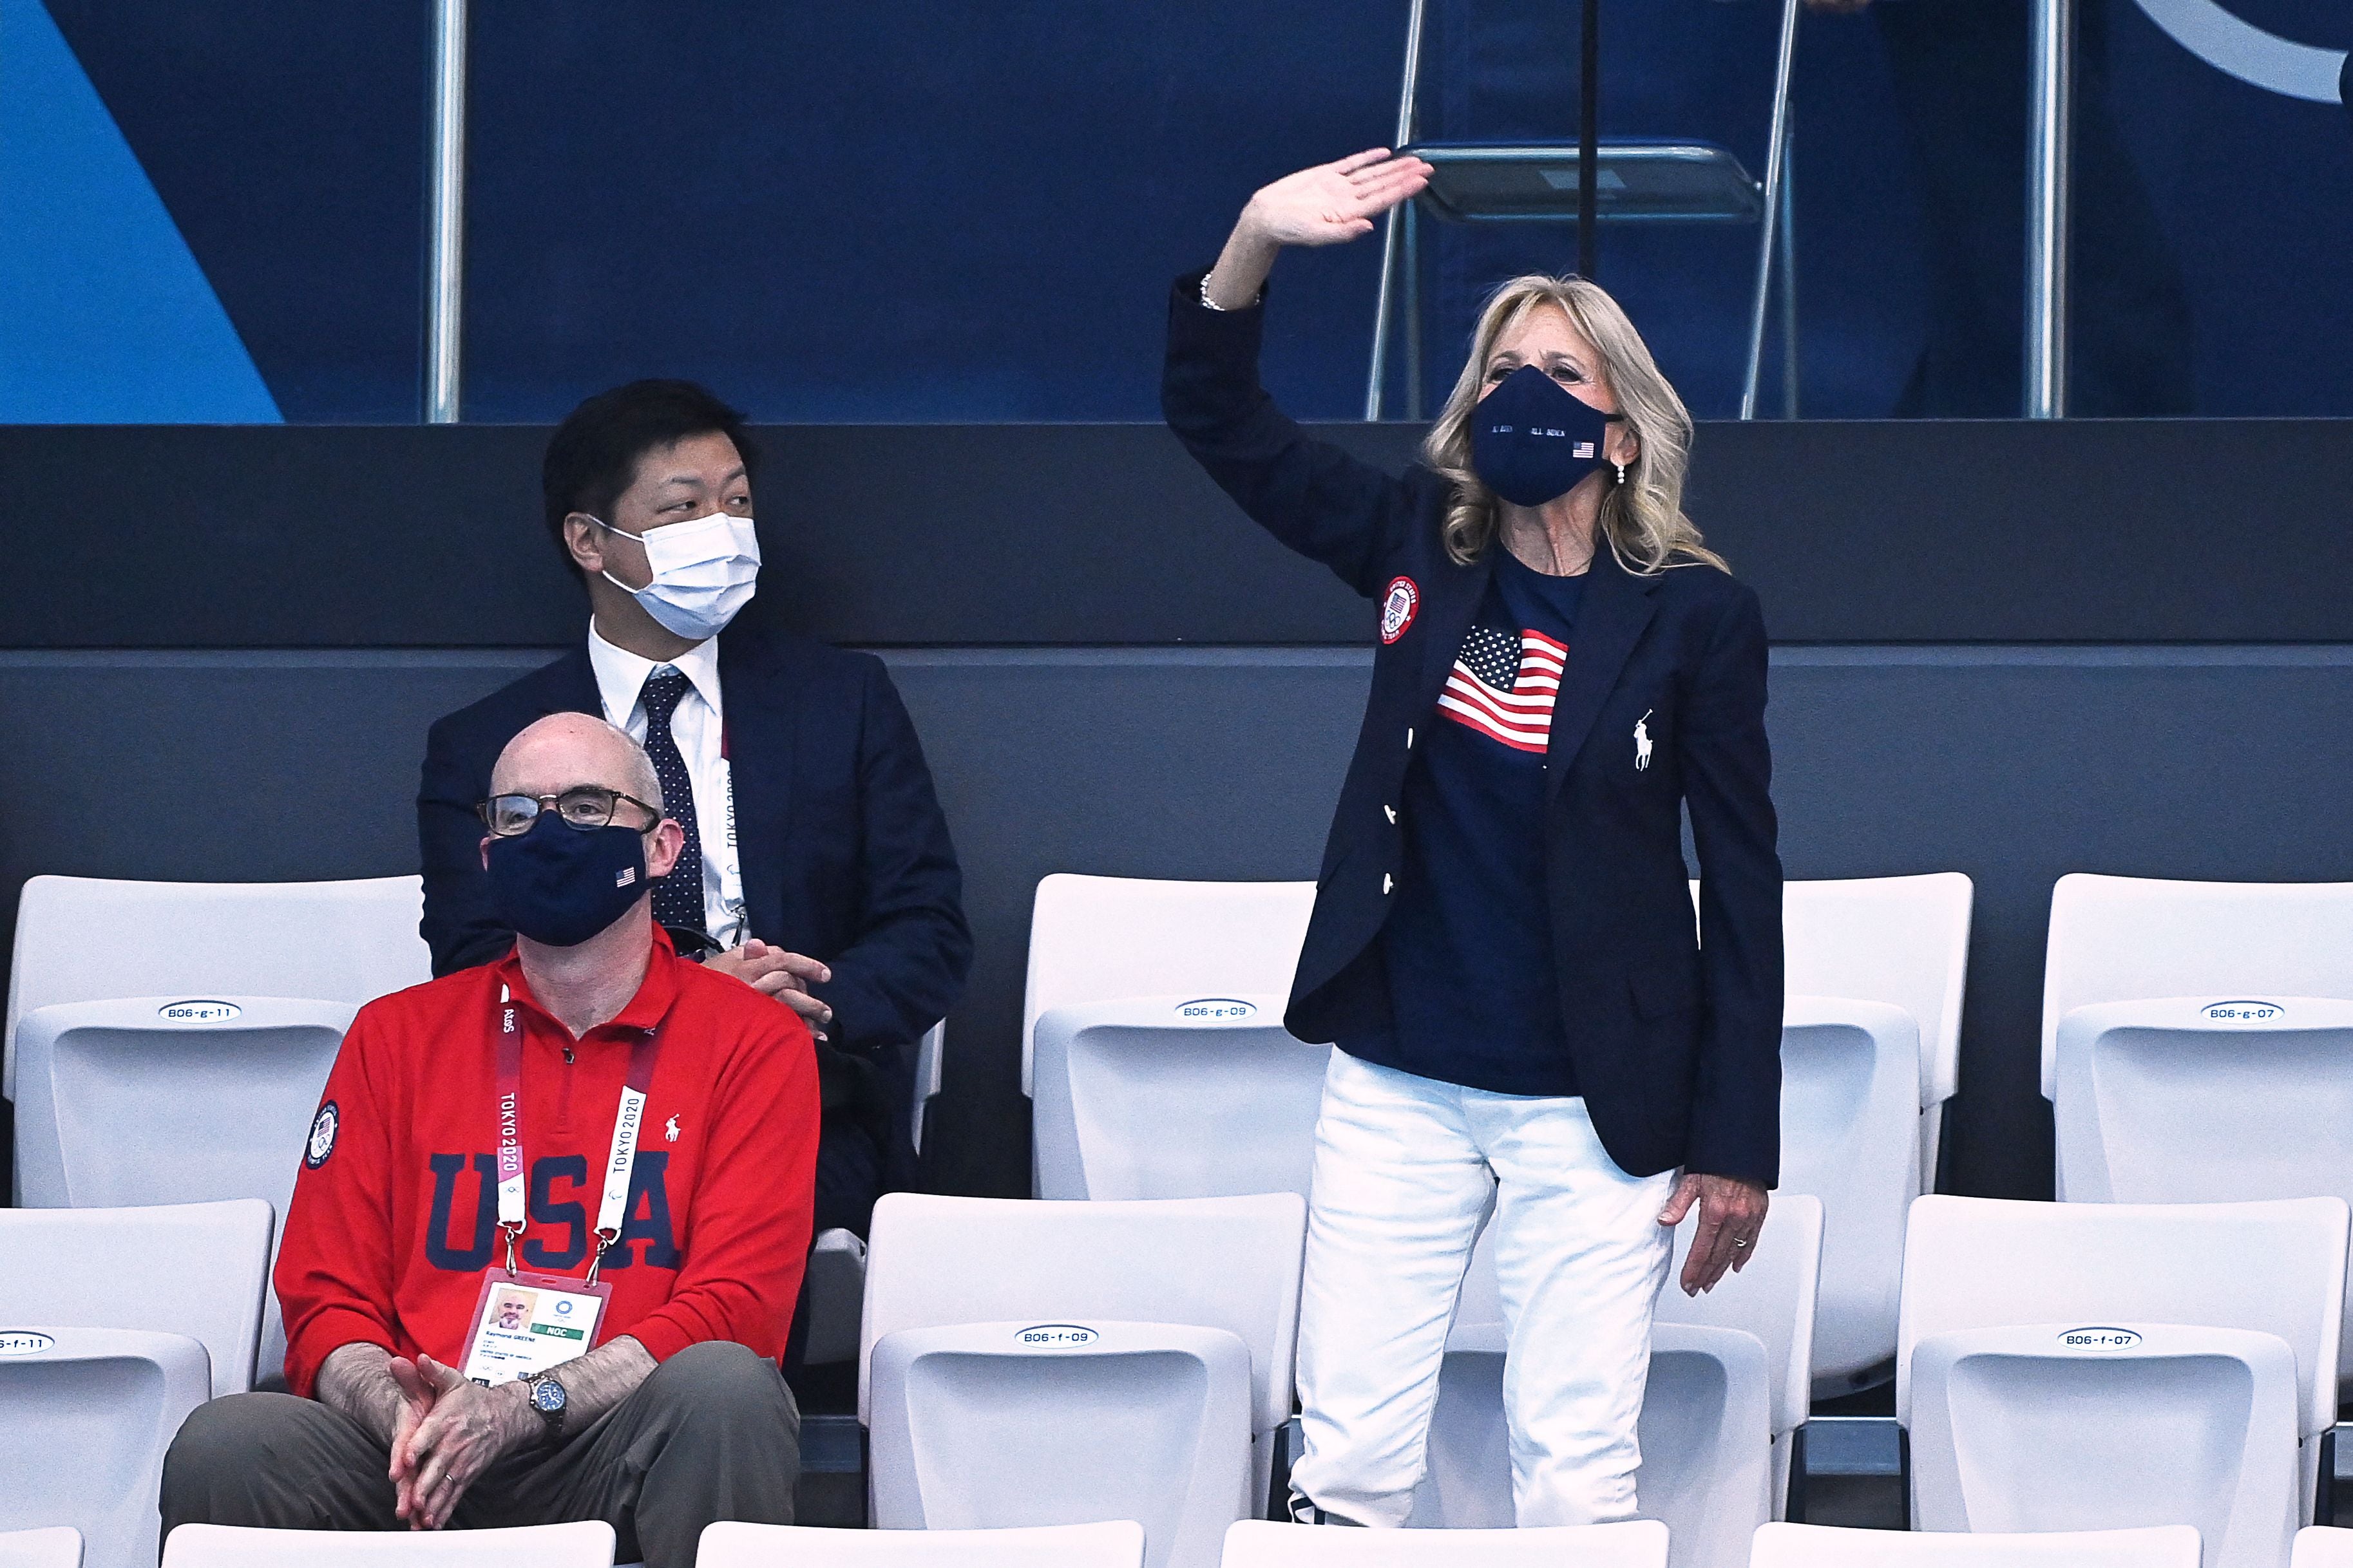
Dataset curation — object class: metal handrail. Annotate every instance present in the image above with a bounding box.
[424,0,468,425]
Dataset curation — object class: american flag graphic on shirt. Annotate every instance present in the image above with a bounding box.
[1436,622,1567,753]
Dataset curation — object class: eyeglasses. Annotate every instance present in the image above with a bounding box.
[479,787,663,837]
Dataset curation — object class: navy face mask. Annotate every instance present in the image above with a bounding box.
[485,813,649,947]
[1470,363,1623,507]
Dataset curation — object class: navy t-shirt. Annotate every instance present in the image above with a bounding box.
[1343,546,1588,1095]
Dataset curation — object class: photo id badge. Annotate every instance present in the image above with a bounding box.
[459,1270,611,1388]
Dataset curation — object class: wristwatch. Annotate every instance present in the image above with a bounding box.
[522,1371,568,1443]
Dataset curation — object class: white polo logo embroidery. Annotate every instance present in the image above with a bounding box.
[1634,710,1655,771]
[665,1115,681,1142]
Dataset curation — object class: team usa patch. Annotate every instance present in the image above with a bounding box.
[1380,576,1420,645]
[305,1100,340,1169]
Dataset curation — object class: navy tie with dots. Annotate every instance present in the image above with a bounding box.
[638,667,707,935]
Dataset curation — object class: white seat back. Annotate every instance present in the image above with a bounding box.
[859,1193,1305,1438]
[1224,1518,1670,1566]
[1022,876,1313,1096]
[1031,994,1327,1201]
[698,1520,1145,1567]
[1656,1194,1822,1520]
[15,998,352,1211]
[162,1522,615,1566]
[1771,999,1916,1392]
[2052,996,2353,1383]
[1453,1192,1820,1453]
[0,1201,273,1397]
[6,874,429,1100]
[870,1321,1251,1568]
[1751,1522,2202,1566]
[2295,1527,2353,1567]
[803,1229,870,1368]
[912,1021,944,1153]
[2041,874,2353,1100]
[1783,873,1973,1131]
[1413,1322,1769,1568]
[0,1327,211,1568]
[0,1528,85,1568]
[1896,1195,2348,1440]
[1908,1322,2299,1568]
[14,997,350,1381]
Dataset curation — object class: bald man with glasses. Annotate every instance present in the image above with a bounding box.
[165,714,821,1567]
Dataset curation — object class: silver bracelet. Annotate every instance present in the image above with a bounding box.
[1201,274,1260,313]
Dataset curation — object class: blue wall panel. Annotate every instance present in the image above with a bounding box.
[14,1,2350,421]
[0,0,280,423]
[6,646,2350,1202]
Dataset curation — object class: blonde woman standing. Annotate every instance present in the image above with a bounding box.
[1164,149,1783,1529]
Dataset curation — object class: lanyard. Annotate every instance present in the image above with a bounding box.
[493,985,662,1284]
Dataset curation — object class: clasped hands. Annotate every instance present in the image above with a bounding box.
[703,939,834,1039]
[385,1352,536,1531]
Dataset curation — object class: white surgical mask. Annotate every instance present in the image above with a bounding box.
[590,511,761,641]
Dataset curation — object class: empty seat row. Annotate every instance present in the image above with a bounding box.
[6,1191,2350,1568]
[110,1518,2353,1566]
[1025,869,2353,1402]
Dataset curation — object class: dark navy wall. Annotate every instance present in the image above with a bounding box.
[6,646,2351,1202]
[7,417,2352,1200]
[17,1,2353,421]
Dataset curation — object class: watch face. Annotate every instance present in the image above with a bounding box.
[531,1378,566,1415]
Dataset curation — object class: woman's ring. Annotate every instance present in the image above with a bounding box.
[1730,1237,1749,1248]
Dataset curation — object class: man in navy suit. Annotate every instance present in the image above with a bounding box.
[417,381,971,1280]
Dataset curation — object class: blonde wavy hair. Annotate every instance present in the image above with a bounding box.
[1424,274,1723,575]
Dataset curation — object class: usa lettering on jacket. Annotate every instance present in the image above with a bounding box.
[424,1151,681,1272]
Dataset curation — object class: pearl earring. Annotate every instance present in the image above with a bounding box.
[1614,461,1628,485]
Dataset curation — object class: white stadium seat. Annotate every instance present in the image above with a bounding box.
[1222,1517,1670,1567]
[14,996,352,1384]
[1423,1198,1819,1567]
[698,1520,1145,1567]
[803,1228,870,1367]
[1782,874,1972,1182]
[912,1021,944,1153]
[805,1019,948,1370]
[0,1200,273,1397]
[1020,875,1313,1099]
[1699,873,1972,1395]
[0,1529,84,1568]
[1750,1522,2201,1567]
[1898,1195,2347,1568]
[861,1194,1306,1568]
[1031,992,1327,1201]
[1771,997,1919,1397]
[162,1522,615,1566]
[2295,1527,2353,1567]
[2040,877,2353,1082]
[5,874,430,1102]
[2051,996,2353,1386]
[1652,1195,1822,1521]
[0,1327,210,1568]
[870,1320,1250,1568]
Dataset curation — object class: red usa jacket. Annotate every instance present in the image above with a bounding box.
[276,929,821,1395]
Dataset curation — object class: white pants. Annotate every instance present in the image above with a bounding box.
[1289,1049,1677,1527]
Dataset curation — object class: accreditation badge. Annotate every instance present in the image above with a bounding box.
[458,1269,612,1387]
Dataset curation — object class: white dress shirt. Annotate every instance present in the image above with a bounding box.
[586,621,747,947]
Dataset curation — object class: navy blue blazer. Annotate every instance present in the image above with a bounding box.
[417,619,972,1064]
[1163,274,1783,1185]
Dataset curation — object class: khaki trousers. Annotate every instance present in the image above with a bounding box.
[160,1340,798,1568]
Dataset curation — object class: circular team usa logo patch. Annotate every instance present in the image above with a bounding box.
[1380,576,1420,645]
[305,1100,339,1169]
